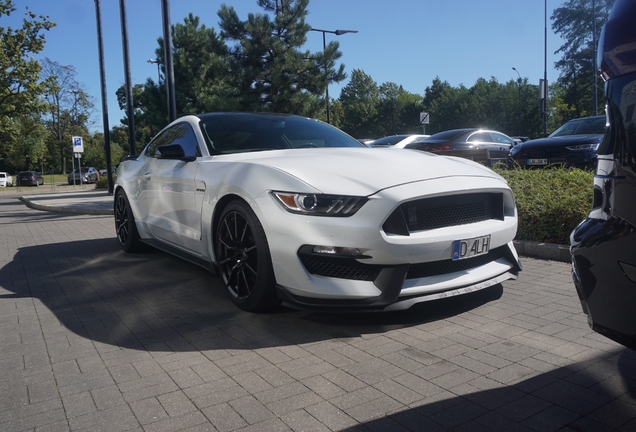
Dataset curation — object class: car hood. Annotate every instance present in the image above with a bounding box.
[210,148,503,196]
[516,134,603,149]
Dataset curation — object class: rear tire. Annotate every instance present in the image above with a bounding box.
[216,200,280,312]
[114,189,143,252]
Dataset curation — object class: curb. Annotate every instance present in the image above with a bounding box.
[513,239,570,263]
[18,195,114,216]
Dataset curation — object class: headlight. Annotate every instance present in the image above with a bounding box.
[271,191,367,216]
[566,143,600,152]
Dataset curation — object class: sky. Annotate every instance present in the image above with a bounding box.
[5,0,566,133]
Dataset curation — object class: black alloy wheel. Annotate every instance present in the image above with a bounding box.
[216,200,279,312]
[114,190,143,252]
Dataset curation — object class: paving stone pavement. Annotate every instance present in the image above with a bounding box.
[0,195,635,432]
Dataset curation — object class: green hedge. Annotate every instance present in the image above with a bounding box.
[494,168,594,245]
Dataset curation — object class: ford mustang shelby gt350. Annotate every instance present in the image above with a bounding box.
[114,113,521,312]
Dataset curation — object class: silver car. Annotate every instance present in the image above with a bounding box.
[68,167,99,184]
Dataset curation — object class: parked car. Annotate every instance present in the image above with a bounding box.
[357,138,375,146]
[570,0,636,350]
[511,136,530,145]
[509,116,606,169]
[0,172,12,187]
[114,112,521,312]
[68,167,99,184]
[404,129,514,167]
[17,171,44,186]
[369,134,429,148]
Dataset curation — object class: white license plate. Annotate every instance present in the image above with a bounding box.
[526,158,547,165]
[452,235,491,261]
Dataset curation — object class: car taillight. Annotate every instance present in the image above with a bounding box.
[424,145,451,152]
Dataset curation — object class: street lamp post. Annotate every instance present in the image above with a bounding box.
[512,67,521,136]
[148,58,161,83]
[309,27,358,124]
[543,0,548,137]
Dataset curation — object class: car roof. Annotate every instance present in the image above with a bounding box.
[197,112,305,121]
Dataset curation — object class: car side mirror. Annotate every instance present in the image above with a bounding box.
[155,144,196,162]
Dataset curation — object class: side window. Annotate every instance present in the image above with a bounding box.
[145,123,201,158]
[467,132,491,143]
[491,132,514,145]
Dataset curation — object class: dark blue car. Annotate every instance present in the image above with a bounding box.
[509,116,605,169]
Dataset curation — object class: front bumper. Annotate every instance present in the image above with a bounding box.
[277,242,520,311]
[255,176,521,310]
[510,151,597,169]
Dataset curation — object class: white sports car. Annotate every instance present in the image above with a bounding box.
[114,113,521,312]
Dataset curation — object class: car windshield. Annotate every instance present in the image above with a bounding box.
[424,129,467,142]
[72,168,90,173]
[549,117,606,137]
[199,114,363,154]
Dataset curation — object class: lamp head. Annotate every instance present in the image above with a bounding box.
[334,29,358,36]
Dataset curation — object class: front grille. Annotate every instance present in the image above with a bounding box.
[406,246,507,279]
[299,246,508,282]
[299,255,382,281]
[383,193,504,235]
[515,148,566,159]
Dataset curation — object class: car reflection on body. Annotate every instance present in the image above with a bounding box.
[114,112,521,312]
[570,0,636,350]
[510,116,606,169]
[404,129,514,167]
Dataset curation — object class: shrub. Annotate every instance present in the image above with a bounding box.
[494,168,594,245]
[95,175,115,189]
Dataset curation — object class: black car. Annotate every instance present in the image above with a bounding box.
[404,128,514,167]
[570,0,636,350]
[18,171,44,186]
[510,116,605,169]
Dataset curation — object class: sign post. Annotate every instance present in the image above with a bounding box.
[419,112,430,134]
[71,137,84,188]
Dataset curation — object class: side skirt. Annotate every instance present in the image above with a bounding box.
[141,238,217,275]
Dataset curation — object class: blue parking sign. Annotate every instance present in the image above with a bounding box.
[72,136,84,153]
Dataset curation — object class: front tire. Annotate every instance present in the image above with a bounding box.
[216,200,280,312]
[114,189,143,252]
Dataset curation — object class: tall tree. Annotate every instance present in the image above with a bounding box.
[422,77,467,134]
[552,0,615,118]
[118,14,235,139]
[0,0,55,172]
[1,114,48,172]
[40,58,93,173]
[339,69,379,137]
[375,83,423,136]
[218,0,345,116]
[0,1,54,119]
[421,76,543,138]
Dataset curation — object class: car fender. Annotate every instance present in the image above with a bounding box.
[198,160,322,265]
